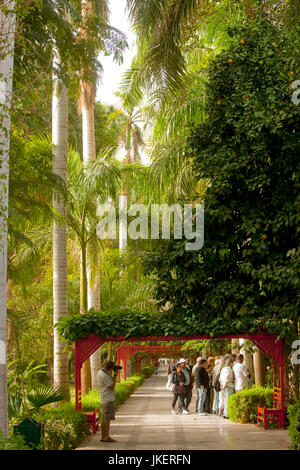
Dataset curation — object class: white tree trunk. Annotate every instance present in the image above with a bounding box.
[82,89,96,162]
[88,275,101,389]
[0,0,16,437]
[81,69,101,389]
[52,50,70,397]
[119,194,127,250]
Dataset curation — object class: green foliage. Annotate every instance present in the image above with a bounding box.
[40,403,89,450]
[7,359,66,426]
[141,366,154,378]
[227,386,274,424]
[114,383,130,406]
[68,100,124,157]
[287,400,300,449]
[124,373,144,391]
[100,248,157,312]
[57,306,295,344]
[0,431,31,450]
[181,339,232,355]
[80,388,102,413]
[141,16,300,345]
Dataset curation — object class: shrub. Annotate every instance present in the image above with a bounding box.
[227,386,274,424]
[123,374,144,392]
[81,389,101,413]
[0,431,31,450]
[287,400,300,449]
[40,402,89,450]
[115,382,130,406]
[131,373,144,386]
[141,366,154,378]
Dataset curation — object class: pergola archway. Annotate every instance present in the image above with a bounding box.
[74,332,285,425]
[116,345,185,380]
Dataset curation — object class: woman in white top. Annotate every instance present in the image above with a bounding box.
[219,357,235,419]
[212,356,224,415]
[233,354,250,391]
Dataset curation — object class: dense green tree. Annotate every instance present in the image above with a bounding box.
[142,17,300,344]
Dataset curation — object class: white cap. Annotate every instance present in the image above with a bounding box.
[179,358,186,363]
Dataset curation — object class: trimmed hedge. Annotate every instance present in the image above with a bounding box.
[141,366,154,378]
[124,373,144,392]
[287,400,300,449]
[227,386,274,424]
[39,402,89,450]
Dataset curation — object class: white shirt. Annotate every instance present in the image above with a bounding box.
[233,362,249,390]
[192,364,199,377]
[97,369,115,403]
[220,366,235,388]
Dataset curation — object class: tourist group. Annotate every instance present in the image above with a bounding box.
[166,354,250,419]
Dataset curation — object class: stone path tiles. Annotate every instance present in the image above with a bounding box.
[77,367,292,450]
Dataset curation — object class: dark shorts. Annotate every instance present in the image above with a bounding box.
[102,401,115,421]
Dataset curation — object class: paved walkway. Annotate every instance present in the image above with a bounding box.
[77,366,292,450]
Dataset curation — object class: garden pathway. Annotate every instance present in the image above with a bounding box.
[77,366,292,450]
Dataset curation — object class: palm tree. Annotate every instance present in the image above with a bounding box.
[79,0,127,386]
[52,47,70,398]
[66,149,120,393]
[118,104,144,251]
[0,0,16,437]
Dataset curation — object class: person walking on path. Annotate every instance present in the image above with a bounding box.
[192,357,201,376]
[192,356,201,412]
[196,359,209,416]
[167,359,176,375]
[233,354,250,392]
[154,359,159,375]
[96,360,119,442]
[171,363,188,414]
[204,357,215,413]
[178,358,192,414]
[220,356,235,419]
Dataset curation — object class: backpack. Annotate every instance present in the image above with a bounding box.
[214,373,221,392]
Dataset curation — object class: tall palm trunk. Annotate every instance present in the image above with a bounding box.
[80,0,103,391]
[0,0,16,437]
[80,243,92,393]
[52,50,70,399]
[80,66,99,393]
[89,278,101,388]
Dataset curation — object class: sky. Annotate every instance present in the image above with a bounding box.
[96,0,136,106]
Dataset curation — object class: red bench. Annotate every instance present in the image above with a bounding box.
[84,409,99,434]
[257,386,284,430]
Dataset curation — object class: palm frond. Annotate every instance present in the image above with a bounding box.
[27,384,67,409]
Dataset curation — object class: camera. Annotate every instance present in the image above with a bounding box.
[114,365,122,371]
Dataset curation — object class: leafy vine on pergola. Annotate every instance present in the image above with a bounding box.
[56,308,286,424]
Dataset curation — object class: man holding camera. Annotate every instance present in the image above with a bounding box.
[97,360,121,442]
